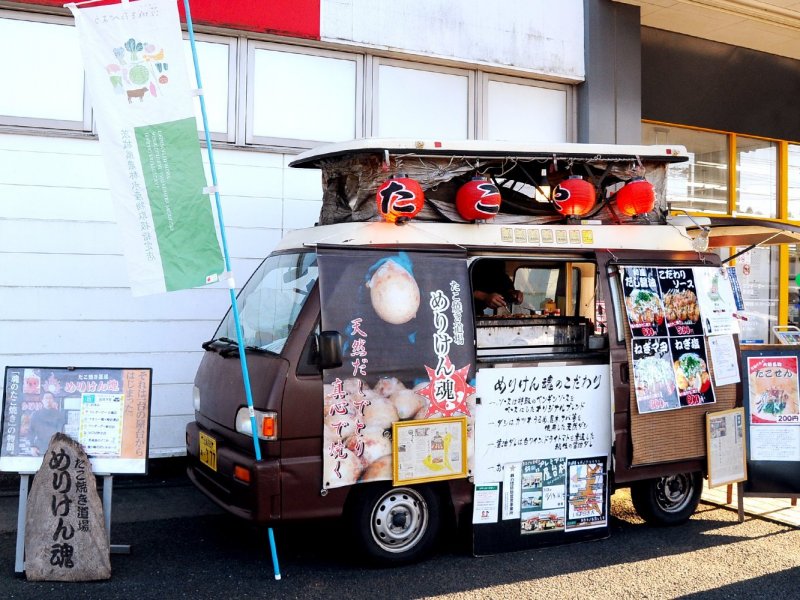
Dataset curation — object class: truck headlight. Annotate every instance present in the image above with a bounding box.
[235,407,278,441]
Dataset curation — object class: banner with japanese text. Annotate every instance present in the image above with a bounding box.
[1,366,152,474]
[68,0,224,295]
[317,248,475,489]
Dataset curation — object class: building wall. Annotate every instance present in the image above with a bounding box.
[642,27,800,141]
[321,0,585,80]
[579,0,642,144]
[0,132,321,455]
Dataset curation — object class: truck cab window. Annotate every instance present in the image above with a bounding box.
[215,252,318,354]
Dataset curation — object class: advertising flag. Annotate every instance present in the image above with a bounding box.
[68,0,224,295]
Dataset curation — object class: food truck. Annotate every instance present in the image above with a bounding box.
[185,139,799,564]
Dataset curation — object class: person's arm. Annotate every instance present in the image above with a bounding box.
[474,290,508,309]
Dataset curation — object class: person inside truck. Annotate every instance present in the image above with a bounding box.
[472,259,524,314]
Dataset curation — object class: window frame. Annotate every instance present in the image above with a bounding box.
[367,56,475,139]
[1,9,578,150]
[182,32,239,144]
[0,10,92,132]
[478,73,575,142]
[244,40,364,149]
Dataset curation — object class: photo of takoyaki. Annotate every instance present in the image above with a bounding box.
[673,353,710,393]
[664,289,700,324]
[625,289,665,326]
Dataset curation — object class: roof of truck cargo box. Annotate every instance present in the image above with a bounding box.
[288,138,690,168]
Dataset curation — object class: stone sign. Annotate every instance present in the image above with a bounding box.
[24,432,111,581]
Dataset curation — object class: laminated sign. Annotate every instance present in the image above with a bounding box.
[68,0,224,295]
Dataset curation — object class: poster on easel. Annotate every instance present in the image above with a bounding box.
[0,366,152,474]
[740,347,800,496]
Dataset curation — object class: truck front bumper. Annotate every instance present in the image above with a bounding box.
[186,421,280,523]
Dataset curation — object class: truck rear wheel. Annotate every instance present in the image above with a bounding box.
[349,484,441,566]
[630,472,703,526]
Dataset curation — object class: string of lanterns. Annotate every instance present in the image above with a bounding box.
[375,165,657,223]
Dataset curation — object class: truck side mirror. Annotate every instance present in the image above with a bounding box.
[318,331,343,370]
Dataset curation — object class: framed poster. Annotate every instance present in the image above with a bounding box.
[705,408,747,488]
[392,417,468,485]
[1,366,152,474]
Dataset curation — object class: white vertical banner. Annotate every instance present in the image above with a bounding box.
[68,0,224,296]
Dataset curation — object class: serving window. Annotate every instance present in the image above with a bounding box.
[470,257,601,360]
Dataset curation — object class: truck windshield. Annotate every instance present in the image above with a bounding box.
[215,252,318,354]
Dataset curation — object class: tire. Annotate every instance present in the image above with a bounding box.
[630,471,703,526]
[348,484,441,566]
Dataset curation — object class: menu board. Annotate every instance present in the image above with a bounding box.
[1,366,152,474]
[622,266,727,414]
[741,348,800,496]
[472,364,611,555]
[746,355,800,461]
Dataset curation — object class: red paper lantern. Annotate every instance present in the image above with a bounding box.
[375,176,425,223]
[616,177,656,216]
[553,176,596,217]
[455,177,502,221]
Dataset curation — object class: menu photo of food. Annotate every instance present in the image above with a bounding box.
[657,268,703,336]
[632,338,680,413]
[621,267,667,338]
[670,337,715,407]
[747,356,800,425]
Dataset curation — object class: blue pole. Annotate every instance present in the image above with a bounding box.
[183,0,281,580]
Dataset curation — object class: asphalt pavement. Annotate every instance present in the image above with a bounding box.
[1,460,799,599]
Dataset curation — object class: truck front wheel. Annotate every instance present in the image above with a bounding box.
[349,484,441,566]
[630,472,703,526]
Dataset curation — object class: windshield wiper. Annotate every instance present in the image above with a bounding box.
[202,336,241,358]
[245,344,273,355]
[202,337,277,357]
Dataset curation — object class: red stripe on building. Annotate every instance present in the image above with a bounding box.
[22,0,321,40]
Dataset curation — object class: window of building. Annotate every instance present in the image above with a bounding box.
[483,75,571,142]
[789,144,800,221]
[372,59,472,139]
[0,14,88,129]
[641,123,728,214]
[732,245,779,343]
[182,36,236,142]
[736,136,777,218]
[3,10,574,149]
[247,43,362,146]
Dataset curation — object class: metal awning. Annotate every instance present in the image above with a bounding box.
[671,215,800,248]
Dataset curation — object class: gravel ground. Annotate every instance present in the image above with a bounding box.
[1,484,798,599]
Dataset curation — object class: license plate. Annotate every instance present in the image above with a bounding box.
[199,431,217,472]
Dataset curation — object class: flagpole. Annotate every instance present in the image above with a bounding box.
[182,0,281,580]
